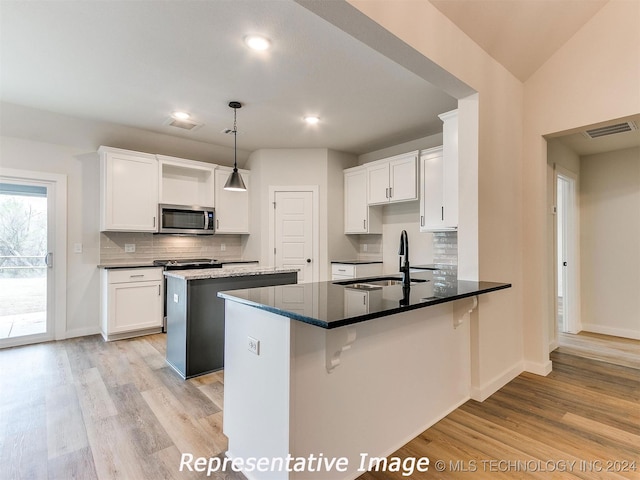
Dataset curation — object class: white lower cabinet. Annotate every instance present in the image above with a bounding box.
[344,288,382,317]
[101,267,164,341]
[331,262,383,281]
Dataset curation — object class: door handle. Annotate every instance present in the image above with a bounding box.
[306,259,312,263]
[44,252,53,268]
[563,262,567,266]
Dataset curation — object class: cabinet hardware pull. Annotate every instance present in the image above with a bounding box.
[216,219,219,229]
[153,216,156,228]
[363,295,366,305]
[385,187,388,198]
[441,206,444,221]
[130,274,144,278]
[420,215,424,226]
[389,187,392,198]
[158,285,161,295]
[363,219,366,230]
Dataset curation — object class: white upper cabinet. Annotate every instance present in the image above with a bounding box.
[214,167,250,234]
[366,151,418,205]
[99,146,159,232]
[157,155,216,207]
[344,166,382,234]
[420,109,458,231]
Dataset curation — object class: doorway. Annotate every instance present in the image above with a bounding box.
[0,170,66,348]
[556,166,580,335]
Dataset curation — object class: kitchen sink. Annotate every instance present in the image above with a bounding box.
[335,277,428,289]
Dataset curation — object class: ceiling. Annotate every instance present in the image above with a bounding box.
[429,0,609,82]
[0,0,631,159]
[0,0,456,156]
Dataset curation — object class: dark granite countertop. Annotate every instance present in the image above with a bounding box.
[218,271,511,329]
[331,260,383,265]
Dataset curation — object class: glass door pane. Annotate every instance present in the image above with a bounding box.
[0,182,48,341]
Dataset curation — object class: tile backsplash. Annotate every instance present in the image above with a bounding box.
[100,232,244,264]
[432,231,458,265]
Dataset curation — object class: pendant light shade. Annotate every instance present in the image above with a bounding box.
[224,101,247,192]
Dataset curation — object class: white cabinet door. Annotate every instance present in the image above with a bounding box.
[344,169,368,233]
[367,163,390,205]
[345,289,369,317]
[108,281,163,334]
[214,167,250,234]
[389,154,418,203]
[366,152,418,205]
[99,147,159,232]
[420,147,445,231]
[344,167,382,234]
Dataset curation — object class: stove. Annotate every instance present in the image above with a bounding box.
[153,258,223,270]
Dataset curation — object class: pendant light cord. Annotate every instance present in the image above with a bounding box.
[233,106,238,172]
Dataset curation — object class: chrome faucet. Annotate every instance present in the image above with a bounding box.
[398,230,410,288]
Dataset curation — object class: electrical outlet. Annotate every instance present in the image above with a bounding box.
[73,243,83,254]
[247,336,260,355]
[220,243,226,252]
[363,244,368,252]
[173,293,179,303]
[124,243,135,253]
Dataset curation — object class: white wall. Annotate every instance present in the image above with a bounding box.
[580,147,640,339]
[244,148,359,281]
[523,0,640,369]
[0,136,100,337]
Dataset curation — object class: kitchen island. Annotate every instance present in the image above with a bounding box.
[164,266,298,378]
[218,271,510,480]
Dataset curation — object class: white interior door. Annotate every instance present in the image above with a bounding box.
[274,190,314,283]
[556,168,579,335]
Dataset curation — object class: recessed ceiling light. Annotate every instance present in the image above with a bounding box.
[244,35,271,51]
[304,115,320,125]
[171,111,191,120]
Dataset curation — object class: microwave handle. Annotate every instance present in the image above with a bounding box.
[204,211,210,230]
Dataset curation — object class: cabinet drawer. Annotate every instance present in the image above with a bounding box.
[108,267,163,284]
[331,264,355,277]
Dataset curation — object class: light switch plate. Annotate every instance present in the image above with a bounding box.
[248,336,260,355]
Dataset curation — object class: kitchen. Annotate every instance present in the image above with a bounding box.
[1,0,638,479]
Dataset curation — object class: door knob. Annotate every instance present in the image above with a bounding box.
[306,259,311,263]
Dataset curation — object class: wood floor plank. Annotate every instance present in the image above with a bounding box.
[45,384,89,460]
[141,386,219,459]
[74,367,118,421]
[198,380,225,410]
[47,446,98,480]
[155,366,221,419]
[109,383,173,455]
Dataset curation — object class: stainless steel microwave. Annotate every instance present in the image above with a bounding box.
[157,204,215,235]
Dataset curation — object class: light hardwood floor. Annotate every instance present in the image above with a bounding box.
[1,333,638,479]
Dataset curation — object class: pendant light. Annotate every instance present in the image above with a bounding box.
[224,101,247,192]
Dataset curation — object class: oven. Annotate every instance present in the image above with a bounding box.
[153,258,223,331]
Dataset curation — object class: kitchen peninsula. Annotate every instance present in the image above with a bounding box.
[219,271,510,480]
[164,266,298,378]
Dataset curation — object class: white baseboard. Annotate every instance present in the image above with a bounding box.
[470,362,524,402]
[523,359,553,376]
[63,325,101,340]
[581,323,640,340]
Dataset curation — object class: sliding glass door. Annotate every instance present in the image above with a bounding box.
[0,180,53,346]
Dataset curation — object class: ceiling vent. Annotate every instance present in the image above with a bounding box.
[163,117,203,131]
[582,121,637,139]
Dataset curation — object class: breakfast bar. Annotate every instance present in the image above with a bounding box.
[218,272,510,480]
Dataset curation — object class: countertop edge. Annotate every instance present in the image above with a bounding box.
[165,267,299,280]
